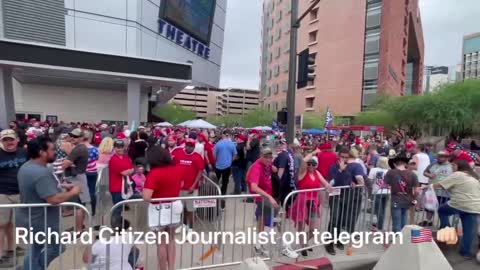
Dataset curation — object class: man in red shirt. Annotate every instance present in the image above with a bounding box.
[317,143,337,179]
[172,138,204,234]
[447,144,475,168]
[247,148,298,259]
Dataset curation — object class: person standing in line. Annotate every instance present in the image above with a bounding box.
[61,128,91,233]
[214,131,237,196]
[171,139,204,235]
[83,131,99,217]
[411,144,431,186]
[245,131,261,171]
[17,136,81,270]
[419,151,453,227]
[108,140,134,222]
[384,154,419,233]
[273,139,297,210]
[0,129,27,267]
[246,148,298,259]
[231,134,247,194]
[316,142,337,179]
[97,137,114,167]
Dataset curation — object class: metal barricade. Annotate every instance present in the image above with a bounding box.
[94,166,110,229]
[108,194,276,270]
[0,202,91,270]
[280,185,366,254]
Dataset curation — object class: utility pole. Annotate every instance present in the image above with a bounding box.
[286,0,299,144]
[286,0,321,144]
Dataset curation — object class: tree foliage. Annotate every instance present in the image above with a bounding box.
[302,112,324,129]
[152,103,196,124]
[354,80,480,139]
[243,108,275,127]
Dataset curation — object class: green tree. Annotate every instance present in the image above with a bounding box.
[243,108,275,127]
[152,103,195,124]
[302,112,324,129]
[206,114,243,128]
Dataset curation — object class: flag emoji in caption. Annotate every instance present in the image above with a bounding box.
[411,228,432,243]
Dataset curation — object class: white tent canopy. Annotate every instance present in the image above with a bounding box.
[155,122,173,127]
[178,119,216,129]
[252,126,272,131]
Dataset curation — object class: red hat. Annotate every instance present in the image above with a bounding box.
[116,132,126,139]
[198,133,207,142]
[250,129,260,135]
[185,138,196,145]
[406,142,415,150]
[319,143,332,150]
[355,137,361,145]
[237,134,246,142]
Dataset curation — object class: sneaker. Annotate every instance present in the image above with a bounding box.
[301,250,308,257]
[5,247,25,257]
[281,246,299,259]
[175,224,188,234]
[254,245,269,257]
[325,243,336,256]
[336,242,344,250]
[0,257,13,268]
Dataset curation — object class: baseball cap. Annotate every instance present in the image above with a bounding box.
[185,138,196,145]
[138,126,146,130]
[438,150,450,156]
[0,129,17,140]
[237,134,246,142]
[448,144,462,151]
[261,147,273,156]
[68,128,84,138]
[113,140,125,148]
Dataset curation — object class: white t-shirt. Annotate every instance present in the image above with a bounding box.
[414,153,431,184]
[194,142,205,158]
[90,235,134,270]
[368,168,389,194]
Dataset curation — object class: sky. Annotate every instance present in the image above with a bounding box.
[219,0,480,89]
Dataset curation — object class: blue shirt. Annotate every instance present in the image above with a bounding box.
[214,139,237,170]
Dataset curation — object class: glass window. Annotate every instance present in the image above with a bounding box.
[310,8,318,21]
[286,1,291,13]
[275,28,282,40]
[273,83,279,94]
[366,7,382,28]
[284,22,290,34]
[284,42,290,53]
[364,61,379,80]
[309,31,318,43]
[282,81,288,91]
[283,62,289,73]
[365,34,380,55]
[274,65,280,77]
[267,86,271,97]
[306,97,315,108]
[275,47,281,58]
[268,69,272,79]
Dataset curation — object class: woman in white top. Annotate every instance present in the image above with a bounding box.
[368,157,390,231]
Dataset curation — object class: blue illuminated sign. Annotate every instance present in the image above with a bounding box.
[158,19,211,60]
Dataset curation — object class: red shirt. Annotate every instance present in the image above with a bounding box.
[204,142,215,165]
[172,148,205,190]
[246,160,272,202]
[108,154,134,193]
[144,165,182,203]
[317,150,338,179]
[456,152,473,163]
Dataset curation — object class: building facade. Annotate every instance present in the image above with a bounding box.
[423,66,460,93]
[259,0,424,117]
[172,87,259,118]
[461,32,480,80]
[0,0,225,124]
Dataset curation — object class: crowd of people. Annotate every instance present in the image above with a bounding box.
[0,119,480,269]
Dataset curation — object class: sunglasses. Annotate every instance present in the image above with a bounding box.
[307,163,316,167]
[339,155,349,159]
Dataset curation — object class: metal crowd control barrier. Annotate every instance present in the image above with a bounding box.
[0,202,91,270]
[108,193,275,270]
[94,166,110,228]
[281,185,366,254]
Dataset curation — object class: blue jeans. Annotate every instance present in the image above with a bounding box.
[373,194,388,230]
[23,240,64,270]
[86,172,98,216]
[231,166,246,193]
[438,203,479,257]
[391,204,409,233]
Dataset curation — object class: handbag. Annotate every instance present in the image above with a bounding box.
[121,175,134,200]
[148,200,183,228]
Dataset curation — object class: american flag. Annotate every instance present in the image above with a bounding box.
[324,107,334,129]
[411,228,432,243]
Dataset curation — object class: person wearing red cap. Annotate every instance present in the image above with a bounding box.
[171,138,204,234]
[231,134,247,194]
[447,144,475,168]
[316,142,337,179]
